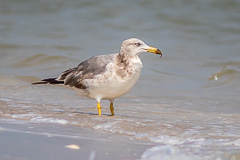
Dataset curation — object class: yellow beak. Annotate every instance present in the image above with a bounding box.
[145,47,162,58]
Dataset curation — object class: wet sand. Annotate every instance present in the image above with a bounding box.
[1,1,240,159]
[0,120,154,160]
[1,95,240,160]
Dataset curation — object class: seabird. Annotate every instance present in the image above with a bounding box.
[32,38,162,116]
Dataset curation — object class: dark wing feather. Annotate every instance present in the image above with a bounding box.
[32,78,64,85]
[57,55,113,89]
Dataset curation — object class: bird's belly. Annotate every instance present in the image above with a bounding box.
[86,71,141,100]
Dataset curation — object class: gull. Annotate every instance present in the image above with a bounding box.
[33,38,162,116]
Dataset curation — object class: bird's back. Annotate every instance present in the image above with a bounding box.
[56,53,118,89]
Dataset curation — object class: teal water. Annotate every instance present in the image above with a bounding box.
[0,0,240,159]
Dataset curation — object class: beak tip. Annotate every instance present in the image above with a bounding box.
[146,47,162,58]
[156,49,162,58]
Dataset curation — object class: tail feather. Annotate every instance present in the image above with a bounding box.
[32,78,64,85]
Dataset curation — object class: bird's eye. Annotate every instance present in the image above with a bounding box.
[134,43,141,47]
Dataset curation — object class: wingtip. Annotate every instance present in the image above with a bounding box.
[32,78,64,85]
[32,81,49,85]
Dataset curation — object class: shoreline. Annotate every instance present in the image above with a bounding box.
[0,119,155,160]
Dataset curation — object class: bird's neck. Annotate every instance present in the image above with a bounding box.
[117,52,142,67]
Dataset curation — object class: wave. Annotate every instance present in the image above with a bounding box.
[13,53,75,68]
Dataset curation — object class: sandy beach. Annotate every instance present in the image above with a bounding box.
[0,119,154,160]
[1,0,240,159]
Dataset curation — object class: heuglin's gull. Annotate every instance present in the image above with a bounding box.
[33,38,162,116]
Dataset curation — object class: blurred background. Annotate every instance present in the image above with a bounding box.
[0,0,239,112]
[1,1,240,159]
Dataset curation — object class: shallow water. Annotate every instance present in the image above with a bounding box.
[1,0,240,159]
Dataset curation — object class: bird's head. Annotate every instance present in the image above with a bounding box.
[120,38,162,58]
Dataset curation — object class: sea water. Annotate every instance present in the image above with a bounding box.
[0,0,240,159]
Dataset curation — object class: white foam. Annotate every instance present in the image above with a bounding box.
[30,117,69,125]
[135,133,149,139]
[0,97,33,104]
[150,135,184,145]
[141,145,203,160]
[219,138,240,147]
[12,114,36,119]
[0,97,13,102]
[233,139,240,146]
[93,121,120,132]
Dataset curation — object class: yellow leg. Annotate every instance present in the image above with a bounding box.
[110,102,114,116]
[97,102,102,115]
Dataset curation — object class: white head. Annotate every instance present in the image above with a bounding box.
[120,38,162,57]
